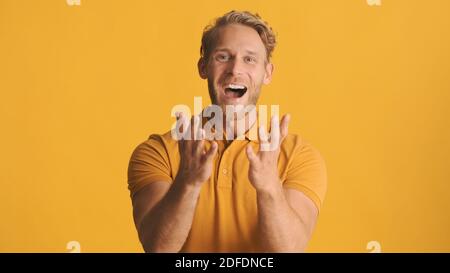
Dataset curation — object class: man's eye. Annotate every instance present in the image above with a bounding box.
[216,55,229,62]
[245,56,256,63]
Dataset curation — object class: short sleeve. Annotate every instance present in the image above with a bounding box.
[283,140,328,212]
[127,134,173,198]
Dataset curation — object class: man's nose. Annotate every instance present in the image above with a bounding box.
[226,58,244,76]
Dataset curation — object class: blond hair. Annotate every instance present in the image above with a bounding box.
[200,10,276,62]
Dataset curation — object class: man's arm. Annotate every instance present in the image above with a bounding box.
[132,179,202,252]
[256,184,318,252]
[246,114,320,252]
[131,113,218,252]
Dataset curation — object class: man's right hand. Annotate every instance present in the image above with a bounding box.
[175,112,218,187]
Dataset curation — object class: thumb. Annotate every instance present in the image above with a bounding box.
[204,141,218,162]
[246,144,258,163]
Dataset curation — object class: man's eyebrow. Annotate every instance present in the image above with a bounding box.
[213,48,231,53]
[212,48,259,56]
[245,50,258,56]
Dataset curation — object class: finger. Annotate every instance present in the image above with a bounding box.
[176,113,187,153]
[177,112,185,140]
[266,115,280,151]
[204,141,218,162]
[188,115,198,155]
[194,128,206,155]
[173,112,183,141]
[259,115,279,152]
[179,112,191,141]
[246,144,258,163]
[270,114,280,144]
[180,113,195,155]
[259,124,273,152]
[258,125,269,143]
[189,115,196,141]
[280,114,290,143]
[193,115,202,141]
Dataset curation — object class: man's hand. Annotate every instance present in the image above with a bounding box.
[175,112,218,187]
[245,114,290,192]
[131,112,218,252]
[245,114,318,252]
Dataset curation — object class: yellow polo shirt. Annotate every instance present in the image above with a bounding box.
[127,128,327,252]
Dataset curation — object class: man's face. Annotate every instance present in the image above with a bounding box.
[199,24,273,110]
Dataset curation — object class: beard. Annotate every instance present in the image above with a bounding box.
[206,78,262,138]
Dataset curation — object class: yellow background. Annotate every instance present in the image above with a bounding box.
[1,0,449,252]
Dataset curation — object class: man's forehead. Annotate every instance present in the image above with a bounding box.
[213,24,266,55]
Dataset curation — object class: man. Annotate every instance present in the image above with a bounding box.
[127,10,327,252]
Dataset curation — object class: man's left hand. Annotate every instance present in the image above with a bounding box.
[246,114,291,193]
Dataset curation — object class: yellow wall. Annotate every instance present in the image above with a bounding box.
[1,0,449,252]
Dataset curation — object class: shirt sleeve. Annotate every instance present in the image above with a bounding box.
[283,139,328,212]
[127,134,173,198]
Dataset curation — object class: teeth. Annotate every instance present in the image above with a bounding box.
[228,84,246,89]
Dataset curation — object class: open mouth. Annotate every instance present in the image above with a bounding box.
[224,83,247,98]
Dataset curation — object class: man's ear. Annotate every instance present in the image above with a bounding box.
[263,62,274,85]
[198,57,208,79]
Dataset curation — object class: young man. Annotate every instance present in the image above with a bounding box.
[127,10,327,252]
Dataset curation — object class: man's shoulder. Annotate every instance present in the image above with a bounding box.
[131,130,178,157]
[147,130,178,144]
[143,130,178,150]
[281,133,325,163]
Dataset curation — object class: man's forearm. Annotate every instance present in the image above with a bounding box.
[257,183,308,252]
[139,177,202,252]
